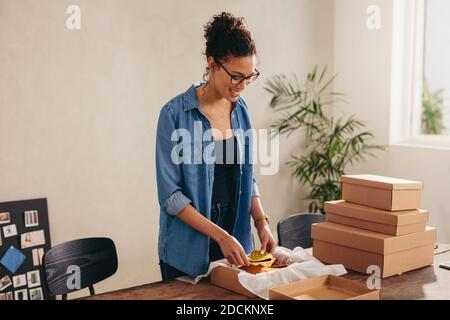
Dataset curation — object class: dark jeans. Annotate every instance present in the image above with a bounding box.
[159,260,187,281]
[209,201,236,262]
[159,202,236,280]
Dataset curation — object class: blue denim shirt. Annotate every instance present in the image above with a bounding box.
[155,82,260,276]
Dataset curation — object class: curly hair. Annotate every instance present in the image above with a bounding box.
[203,12,257,80]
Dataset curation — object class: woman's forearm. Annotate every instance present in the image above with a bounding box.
[177,204,229,243]
[250,196,267,224]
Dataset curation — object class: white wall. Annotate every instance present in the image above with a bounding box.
[0,0,335,296]
[333,0,450,242]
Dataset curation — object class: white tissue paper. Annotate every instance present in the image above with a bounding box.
[177,246,347,300]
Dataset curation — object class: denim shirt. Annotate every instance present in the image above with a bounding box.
[155,82,260,276]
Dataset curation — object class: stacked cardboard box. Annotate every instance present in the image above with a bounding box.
[312,174,437,278]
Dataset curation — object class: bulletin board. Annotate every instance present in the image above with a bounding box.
[0,198,53,300]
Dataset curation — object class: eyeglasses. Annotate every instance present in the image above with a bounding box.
[216,60,260,86]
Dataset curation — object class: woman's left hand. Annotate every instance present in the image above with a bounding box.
[256,222,277,254]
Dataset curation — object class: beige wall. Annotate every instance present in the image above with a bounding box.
[333,0,450,242]
[0,0,335,296]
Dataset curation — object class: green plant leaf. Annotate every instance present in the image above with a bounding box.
[266,66,385,213]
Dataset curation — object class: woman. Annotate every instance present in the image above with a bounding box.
[156,12,276,280]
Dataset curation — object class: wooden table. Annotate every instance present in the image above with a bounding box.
[85,244,450,300]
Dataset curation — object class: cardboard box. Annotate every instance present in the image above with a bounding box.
[313,240,434,278]
[210,265,378,300]
[210,263,295,297]
[325,200,429,235]
[269,275,379,300]
[311,222,436,277]
[210,265,258,298]
[341,174,423,211]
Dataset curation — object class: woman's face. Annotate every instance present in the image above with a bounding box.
[209,55,257,102]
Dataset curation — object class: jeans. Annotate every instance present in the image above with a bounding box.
[159,260,187,281]
[209,201,236,262]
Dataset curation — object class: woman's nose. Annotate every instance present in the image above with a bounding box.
[236,80,247,91]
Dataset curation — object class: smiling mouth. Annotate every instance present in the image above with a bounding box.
[230,88,241,97]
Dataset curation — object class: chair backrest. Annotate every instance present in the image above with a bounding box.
[42,237,118,298]
[277,213,325,249]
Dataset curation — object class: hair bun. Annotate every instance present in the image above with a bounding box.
[203,12,256,62]
[210,12,244,32]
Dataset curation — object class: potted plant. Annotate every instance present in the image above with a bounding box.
[265,66,385,213]
[421,81,446,135]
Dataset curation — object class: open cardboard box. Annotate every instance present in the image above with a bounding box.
[210,265,374,300]
[312,222,436,277]
[210,265,258,298]
[325,200,429,236]
[341,174,423,211]
[210,264,283,298]
[269,275,379,300]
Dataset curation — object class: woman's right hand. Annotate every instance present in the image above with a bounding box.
[176,205,250,266]
[218,233,250,267]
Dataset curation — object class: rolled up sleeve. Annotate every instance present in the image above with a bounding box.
[163,191,192,216]
[251,172,261,198]
[155,106,192,216]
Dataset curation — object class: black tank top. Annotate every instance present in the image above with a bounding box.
[211,136,239,205]
[209,136,239,261]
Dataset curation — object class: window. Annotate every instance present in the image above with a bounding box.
[422,0,450,135]
[391,0,450,147]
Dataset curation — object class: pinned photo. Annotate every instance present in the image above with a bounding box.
[24,210,39,227]
[21,230,46,249]
[32,248,45,266]
[6,292,13,300]
[29,287,44,300]
[27,270,41,288]
[14,289,28,300]
[13,274,27,288]
[0,212,11,225]
[0,293,5,300]
[0,275,12,291]
[3,224,17,238]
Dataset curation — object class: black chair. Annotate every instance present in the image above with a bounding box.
[277,213,325,249]
[42,237,118,300]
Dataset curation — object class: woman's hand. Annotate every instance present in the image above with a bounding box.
[218,233,250,267]
[256,221,277,254]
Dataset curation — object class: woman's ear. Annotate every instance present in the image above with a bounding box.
[207,56,217,72]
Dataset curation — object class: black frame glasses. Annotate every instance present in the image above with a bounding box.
[216,60,260,86]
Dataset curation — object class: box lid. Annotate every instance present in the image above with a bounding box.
[324,200,429,226]
[341,174,423,191]
[269,275,379,300]
[311,222,436,254]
